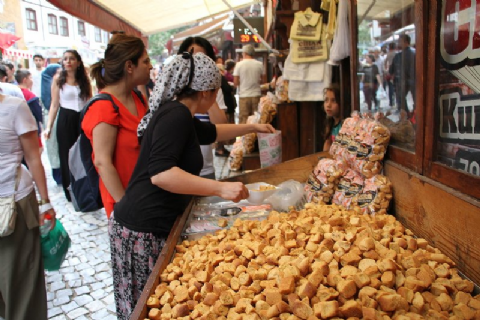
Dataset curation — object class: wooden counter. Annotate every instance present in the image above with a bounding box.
[130,153,480,320]
[130,152,323,320]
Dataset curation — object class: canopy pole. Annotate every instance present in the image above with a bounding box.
[220,0,279,54]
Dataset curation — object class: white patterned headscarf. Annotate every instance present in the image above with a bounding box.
[137,52,222,137]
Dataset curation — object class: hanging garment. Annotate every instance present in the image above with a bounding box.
[325,0,339,40]
[291,38,328,63]
[283,53,325,82]
[290,8,323,41]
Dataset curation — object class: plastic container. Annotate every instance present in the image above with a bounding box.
[245,182,279,204]
[40,213,53,237]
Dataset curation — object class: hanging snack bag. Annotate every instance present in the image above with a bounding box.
[275,76,289,102]
[377,111,415,147]
[352,119,390,178]
[330,112,360,160]
[228,139,244,171]
[305,158,346,203]
[258,93,278,124]
[243,114,260,154]
[332,168,364,209]
[352,174,393,215]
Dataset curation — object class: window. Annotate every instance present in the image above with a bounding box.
[424,0,480,199]
[48,14,58,35]
[94,27,101,42]
[59,17,69,36]
[78,21,86,37]
[103,31,109,44]
[353,1,424,172]
[26,8,37,31]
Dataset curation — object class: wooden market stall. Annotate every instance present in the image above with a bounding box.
[131,0,480,319]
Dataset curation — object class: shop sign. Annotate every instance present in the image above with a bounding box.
[453,148,480,176]
[440,0,480,93]
[439,91,480,145]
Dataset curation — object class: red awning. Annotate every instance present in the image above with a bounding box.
[0,32,21,50]
[47,0,146,44]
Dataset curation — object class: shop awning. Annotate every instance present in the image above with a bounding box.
[172,16,230,51]
[47,0,143,38]
[91,0,254,35]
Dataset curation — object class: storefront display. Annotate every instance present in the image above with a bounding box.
[140,197,479,320]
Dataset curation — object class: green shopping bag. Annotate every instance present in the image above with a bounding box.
[40,219,71,271]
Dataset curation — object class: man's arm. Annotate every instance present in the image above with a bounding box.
[233,76,240,88]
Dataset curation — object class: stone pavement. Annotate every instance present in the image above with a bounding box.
[39,150,233,319]
[41,152,116,320]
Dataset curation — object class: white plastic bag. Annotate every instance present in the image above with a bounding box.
[329,0,351,62]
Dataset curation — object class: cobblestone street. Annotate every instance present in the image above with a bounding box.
[42,152,117,320]
[39,150,232,319]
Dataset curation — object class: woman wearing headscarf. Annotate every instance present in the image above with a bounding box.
[110,52,274,319]
[0,91,56,320]
[41,63,62,185]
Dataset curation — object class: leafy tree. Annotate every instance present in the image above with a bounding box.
[148,26,190,57]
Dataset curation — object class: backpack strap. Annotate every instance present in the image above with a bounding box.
[80,93,119,122]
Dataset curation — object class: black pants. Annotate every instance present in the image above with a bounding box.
[57,107,81,201]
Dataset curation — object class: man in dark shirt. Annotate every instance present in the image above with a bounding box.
[390,34,416,113]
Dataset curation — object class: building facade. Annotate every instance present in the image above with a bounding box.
[0,0,26,49]
[20,0,109,64]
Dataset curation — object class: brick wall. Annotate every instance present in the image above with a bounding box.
[0,0,26,49]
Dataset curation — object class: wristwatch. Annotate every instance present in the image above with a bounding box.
[38,199,50,205]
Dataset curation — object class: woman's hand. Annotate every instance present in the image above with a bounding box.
[218,182,249,202]
[43,128,51,140]
[254,124,275,134]
[39,208,56,231]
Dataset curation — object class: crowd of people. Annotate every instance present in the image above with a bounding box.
[359,34,416,118]
[0,33,276,320]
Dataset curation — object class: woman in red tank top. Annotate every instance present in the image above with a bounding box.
[82,34,152,218]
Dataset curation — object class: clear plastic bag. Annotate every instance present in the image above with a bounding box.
[352,174,393,215]
[268,180,306,212]
[304,158,346,204]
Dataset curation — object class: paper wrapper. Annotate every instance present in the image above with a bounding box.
[258,131,282,168]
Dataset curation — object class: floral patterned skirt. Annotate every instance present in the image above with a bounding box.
[109,214,167,320]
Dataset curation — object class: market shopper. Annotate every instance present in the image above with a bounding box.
[390,34,416,115]
[44,50,92,201]
[110,52,274,319]
[82,34,150,218]
[323,85,344,151]
[0,92,56,320]
[31,54,45,99]
[41,64,62,185]
[4,62,18,85]
[178,36,230,172]
[361,54,382,111]
[16,69,43,150]
[233,44,263,124]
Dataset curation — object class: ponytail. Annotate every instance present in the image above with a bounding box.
[90,59,106,91]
